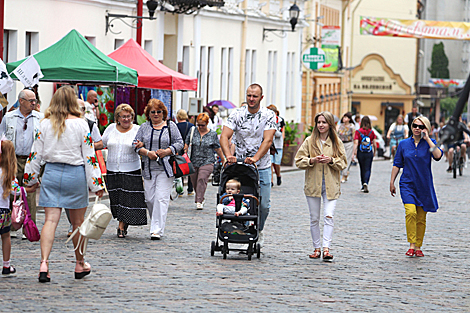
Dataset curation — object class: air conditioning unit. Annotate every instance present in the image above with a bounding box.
[188,97,204,115]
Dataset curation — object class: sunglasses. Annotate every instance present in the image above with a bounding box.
[412,123,426,130]
[23,119,28,131]
[197,124,207,127]
[150,110,163,114]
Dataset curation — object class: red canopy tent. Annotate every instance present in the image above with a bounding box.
[108,39,197,91]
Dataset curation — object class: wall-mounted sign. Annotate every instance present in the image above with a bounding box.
[318,47,339,72]
[321,26,341,48]
[302,47,325,70]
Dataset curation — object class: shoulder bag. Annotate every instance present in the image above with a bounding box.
[168,121,195,178]
[22,187,40,242]
[11,186,26,230]
[187,126,195,158]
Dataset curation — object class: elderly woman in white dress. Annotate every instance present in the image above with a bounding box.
[102,104,147,238]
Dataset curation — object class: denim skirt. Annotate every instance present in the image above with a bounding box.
[39,163,89,209]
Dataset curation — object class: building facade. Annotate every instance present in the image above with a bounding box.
[3,0,305,122]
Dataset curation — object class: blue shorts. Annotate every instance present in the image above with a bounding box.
[448,140,465,150]
[270,149,283,165]
[39,163,89,209]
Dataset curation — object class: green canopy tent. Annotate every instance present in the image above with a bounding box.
[6,29,138,85]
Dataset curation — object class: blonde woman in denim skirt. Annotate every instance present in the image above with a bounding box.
[24,86,104,283]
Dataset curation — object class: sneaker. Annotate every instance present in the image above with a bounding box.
[271,182,274,187]
[277,176,282,186]
[10,231,18,238]
[187,191,194,196]
[150,233,161,240]
[362,183,369,193]
[258,231,264,248]
[446,166,453,173]
[196,202,204,210]
[2,265,16,276]
[22,234,27,240]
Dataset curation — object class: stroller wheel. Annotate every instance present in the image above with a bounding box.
[211,241,215,256]
[223,241,228,259]
[256,243,261,259]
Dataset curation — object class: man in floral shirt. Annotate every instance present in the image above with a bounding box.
[220,83,276,247]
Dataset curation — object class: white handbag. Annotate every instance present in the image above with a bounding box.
[65,197,112,255]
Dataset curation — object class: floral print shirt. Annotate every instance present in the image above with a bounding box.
[24,118,104,192]
[185,129,220,168]
[225,106,276,169]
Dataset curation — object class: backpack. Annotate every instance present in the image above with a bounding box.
[65,197,112,256]
[359,130,373,153]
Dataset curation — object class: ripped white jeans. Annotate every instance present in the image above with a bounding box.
[306,180,336,249]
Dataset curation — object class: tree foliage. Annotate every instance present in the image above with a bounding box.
[428,42,450,79]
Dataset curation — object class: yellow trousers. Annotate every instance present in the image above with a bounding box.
[404,203,427,247]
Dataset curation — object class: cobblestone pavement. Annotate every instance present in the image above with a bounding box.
[1,158,470,312]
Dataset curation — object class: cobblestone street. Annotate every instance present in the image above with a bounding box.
[2,158,470,312]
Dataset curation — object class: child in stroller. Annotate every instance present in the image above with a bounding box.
[216,179,250,217]
[211,162,261,260]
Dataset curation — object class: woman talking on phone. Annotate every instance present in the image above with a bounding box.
[390,116,442,257]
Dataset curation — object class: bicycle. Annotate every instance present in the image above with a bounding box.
[452,145,464,179]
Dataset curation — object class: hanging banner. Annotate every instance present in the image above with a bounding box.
[360,16,470,40]
[429,78,466,88]
[0,59,14,95]
[11,56,44,87]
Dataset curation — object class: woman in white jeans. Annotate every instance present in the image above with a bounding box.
[295,111,347,260]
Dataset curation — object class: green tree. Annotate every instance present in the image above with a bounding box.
[428,42,450,78]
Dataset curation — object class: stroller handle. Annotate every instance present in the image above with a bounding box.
[223,158,258,169]
[220,194,260,206]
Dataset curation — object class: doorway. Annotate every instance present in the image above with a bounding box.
[384,105,401,146]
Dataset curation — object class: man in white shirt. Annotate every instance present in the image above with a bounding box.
[78,99,103,150]
[84,90,99,122]
[220,84,276,247]
[0,89,41,238]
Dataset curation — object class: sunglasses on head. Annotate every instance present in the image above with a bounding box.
[150,110,163,114]
[412,123,426,130]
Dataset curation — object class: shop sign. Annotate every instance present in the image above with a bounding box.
[302,47,325,70]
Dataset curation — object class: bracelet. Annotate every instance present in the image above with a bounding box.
[146,150,149,156]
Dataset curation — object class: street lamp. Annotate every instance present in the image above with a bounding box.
[105,0,160,35]
[289,3,300,31]
[263,2,301,41]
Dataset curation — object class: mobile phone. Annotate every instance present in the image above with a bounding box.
[421,132,424,139]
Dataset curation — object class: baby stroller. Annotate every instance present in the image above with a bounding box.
[210,161,261,260]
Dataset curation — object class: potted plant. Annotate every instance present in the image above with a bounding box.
[281,122,302,166]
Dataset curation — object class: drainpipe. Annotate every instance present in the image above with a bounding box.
[348,0,363,111]
[137,0,143,45]
[239,0,247,104]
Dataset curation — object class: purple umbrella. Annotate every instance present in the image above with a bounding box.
[207,100,236,110]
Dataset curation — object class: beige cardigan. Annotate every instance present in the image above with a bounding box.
[295,136,347,200]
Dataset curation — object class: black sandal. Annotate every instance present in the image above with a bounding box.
[123,224,129,236]
[117,228,125,238]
